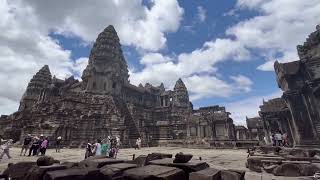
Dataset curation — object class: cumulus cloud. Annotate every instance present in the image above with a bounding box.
[225,90,282,125]
[130,39,253,100]
[26,0,184,51]
[229,0,320,71]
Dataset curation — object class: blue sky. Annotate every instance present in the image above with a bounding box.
[1,0,319,125]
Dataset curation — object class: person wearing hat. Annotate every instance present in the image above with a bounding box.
[55,136,62,153]
[0,139,13,160]
[20,134,32,156]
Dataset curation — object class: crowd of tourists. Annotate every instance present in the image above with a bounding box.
[85,136,120,159]
[270,131,289,147]
[0,134,62,161]
[20,134,61,156]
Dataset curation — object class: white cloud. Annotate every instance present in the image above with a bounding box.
[185,74,252,101]
[140,53,172,66]
[197,6,207,22]
[229,0,320,71]
[26,0,184,51]
[130,39,253,100]
[225,90,282,125]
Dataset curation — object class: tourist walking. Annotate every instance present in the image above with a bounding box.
[93,139,102,156]
[282,133,289,147]
[101,139,110,156]
[135,138,141,150]
[36,134,44,155]
[0,139,13,160]
[40,137,49,155]
[85,140,93,159]
[55,136,62,153]
[28,137,40,156]
[275,131,283,146]
[20,134,32,156]
[109,137,117,158]
[271,134,276,146]
[115,136,120,158]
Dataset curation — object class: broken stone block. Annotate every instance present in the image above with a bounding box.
[123,165,186,180]
[145,153,173,165]
[79,158,124,168]
[100,163,137,179]
[2,161,36,180]
[37,156,59,166]
[189,168,221,180]
[272,163,302,177]
[24,164,67,180]
[221,170,242,180]
[149,158,209,175]
[247,156,285,173]
[43,167,96,180]
[173,152,193,163]
[130,155,147,167]
[60,161,79,168]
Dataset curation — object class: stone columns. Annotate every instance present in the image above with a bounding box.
[283,91,319,147]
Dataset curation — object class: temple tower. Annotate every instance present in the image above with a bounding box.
[82,25,129,95]
[19,65,52,111]
[173,78,189,107]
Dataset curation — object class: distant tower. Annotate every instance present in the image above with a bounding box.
[81,25,129,94]
[19,65,52,111]
[173,78,189,107]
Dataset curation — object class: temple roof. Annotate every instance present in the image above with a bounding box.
[259,97,288,113]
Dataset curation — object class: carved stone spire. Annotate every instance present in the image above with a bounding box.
[82,25,129,94]
[173,78,189,107]
[19,65,52,111]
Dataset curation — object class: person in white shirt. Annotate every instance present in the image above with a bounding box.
[275,131,283,146]
[0,139,13,160]
[93,139,102,156]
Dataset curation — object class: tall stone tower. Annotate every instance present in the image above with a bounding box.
[19,65,52,111]
[173,78,189,107]
[82,25,129,94]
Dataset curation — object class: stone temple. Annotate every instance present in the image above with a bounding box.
[260,25,320,148]
[0,25,248,147]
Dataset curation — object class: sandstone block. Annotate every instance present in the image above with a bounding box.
[123,165,186,180]
[100,163,137,180]
[189,168,221,180]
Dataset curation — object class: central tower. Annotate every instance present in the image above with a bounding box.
[82,25,129,94]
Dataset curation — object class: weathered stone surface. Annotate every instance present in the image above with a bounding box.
[100,163,137,180]
[79,158,124,168]
[43,167,98,180]
[149,158,209,175]
[173,152,193,163]
[221,170,242,180]
[37,156,59,166]
[272,163,302,177]
[123,165,186,180]
[24,164,67,180]
[2,161,36,180]
[247,156,285,173]
[189,168,221,180]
